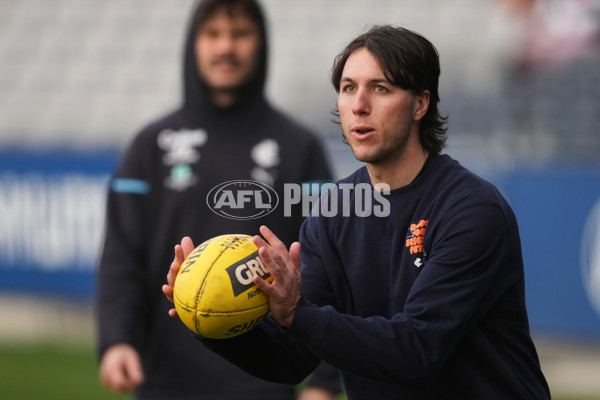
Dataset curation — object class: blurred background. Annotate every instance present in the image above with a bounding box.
[0,0,599,398]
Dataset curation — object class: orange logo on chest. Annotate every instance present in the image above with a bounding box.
[405,219,428,255]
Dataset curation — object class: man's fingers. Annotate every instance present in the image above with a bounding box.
[289,241,301,270]
[173,236,194,266]
[174,244,184,266]
[170,236,193,288]
[164,237,195,319]
[253,235,279,273]
[167,259,180,287]
[181,236,195,258]
[250,227,300,328]
[99,345,144,393]
[162,284,174,302]
[258,246,285,277]
[252,233,269,251]
[123,354,144,388]
[253,274,273,295]
[259,225,288,252]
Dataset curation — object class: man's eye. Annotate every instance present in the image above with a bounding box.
[199,30,219,39]
[233,29,252,39]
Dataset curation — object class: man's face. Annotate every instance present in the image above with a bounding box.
[337,48,425,166]
[195,9,261,93]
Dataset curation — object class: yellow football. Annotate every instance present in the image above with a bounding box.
[173,234,272,339]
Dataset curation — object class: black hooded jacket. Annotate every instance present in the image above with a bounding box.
[95,1,332,398]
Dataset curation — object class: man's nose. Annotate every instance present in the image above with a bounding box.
[216,34,235,53]
[352,89,370,115]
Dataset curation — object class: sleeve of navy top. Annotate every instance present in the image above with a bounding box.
[198,314,322,384]
[95,133,154,356]
[289,202,519,383]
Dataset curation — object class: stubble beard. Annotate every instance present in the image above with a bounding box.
[349,125,411,167]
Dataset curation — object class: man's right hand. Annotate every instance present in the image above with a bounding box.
[99,343,144,393]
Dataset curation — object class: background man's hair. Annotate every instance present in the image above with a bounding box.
[194,0,264,31]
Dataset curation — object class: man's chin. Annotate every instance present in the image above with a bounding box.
[351,151,376,164]
[208,81,244,92]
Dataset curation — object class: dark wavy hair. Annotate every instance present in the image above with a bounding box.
[331,25,448,154]
[194,0,264,31]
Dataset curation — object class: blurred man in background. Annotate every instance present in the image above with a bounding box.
[95,0,341,398]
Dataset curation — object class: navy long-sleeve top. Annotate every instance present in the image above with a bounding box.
[201,154,550,399]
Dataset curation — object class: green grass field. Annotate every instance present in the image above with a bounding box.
[0,343,127,400]
[0,342,599,400]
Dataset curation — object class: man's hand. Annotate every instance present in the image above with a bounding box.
[162,228,302,327]
[162,236,195,318]
[99,343,144,393]
[298,387,339,400]
[252,225,301,328]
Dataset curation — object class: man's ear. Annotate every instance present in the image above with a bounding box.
[414,90,430,121]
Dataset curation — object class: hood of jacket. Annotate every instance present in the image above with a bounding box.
[181,0,269,124]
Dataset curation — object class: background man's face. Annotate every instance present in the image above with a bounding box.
[195,9,261,93]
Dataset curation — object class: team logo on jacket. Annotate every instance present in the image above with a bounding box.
[207,180,279,220]
[406,219,429,268]
[250,139,280,186]
[158,128,207,191]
